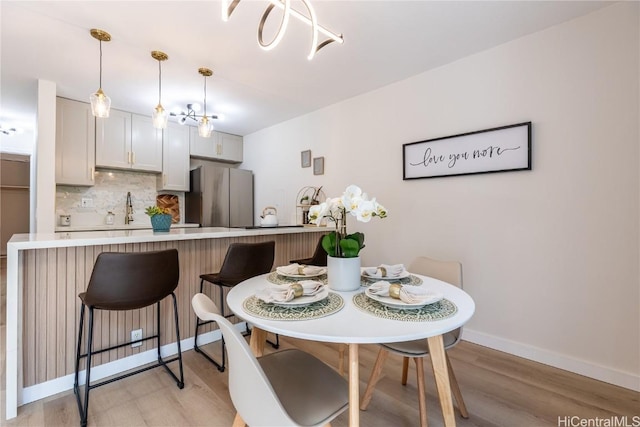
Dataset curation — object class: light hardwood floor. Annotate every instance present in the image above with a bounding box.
[1,257,638,426]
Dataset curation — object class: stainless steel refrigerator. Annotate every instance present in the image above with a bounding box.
[185,165,254,227]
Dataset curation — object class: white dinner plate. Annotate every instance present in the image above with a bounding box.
[276,266,327,278]
[261,286,329,307]
[364,288,443,309]
[361,268,410,280]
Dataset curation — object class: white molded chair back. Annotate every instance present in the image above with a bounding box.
[192,293,348,427]
[191,293,292,426]
[409,256,463,343]
[409,256,462,288]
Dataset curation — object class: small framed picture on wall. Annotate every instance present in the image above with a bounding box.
[313,157,324,175]
[301,150,311,168]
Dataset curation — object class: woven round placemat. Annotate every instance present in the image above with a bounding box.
[352,293,457,322]
[360,274,423,287]
[243,293,344,321]
[267,271,328,285]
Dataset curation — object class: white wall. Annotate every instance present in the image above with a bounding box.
[34,79,56,233]
[243,3,639,390]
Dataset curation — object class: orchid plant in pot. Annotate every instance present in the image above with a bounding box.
[308,185,387,291]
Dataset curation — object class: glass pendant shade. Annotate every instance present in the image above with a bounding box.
[151,51,169,129]
[89,29,112,118]
[198,116,213,137]
[90,88,111,118]
[152,104,169,129]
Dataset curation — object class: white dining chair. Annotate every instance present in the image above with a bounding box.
[359,256,469,427]
[192,293,349,427]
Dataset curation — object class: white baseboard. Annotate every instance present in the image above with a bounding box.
[20,322,247,406]
[462,328,640,392]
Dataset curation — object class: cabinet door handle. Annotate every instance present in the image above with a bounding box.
[163,174,167,186]
[127,151,131,164]
[90,167,94,182]
[132,152,136,164]
[216,143,222,155]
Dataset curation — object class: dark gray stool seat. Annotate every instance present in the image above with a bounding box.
[74,249,184,427]
[194,241,275,371]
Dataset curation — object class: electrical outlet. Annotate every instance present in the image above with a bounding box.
[131,329,143,348]
[81,198,94,208]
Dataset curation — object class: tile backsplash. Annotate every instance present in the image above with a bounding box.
[56,170,185,227]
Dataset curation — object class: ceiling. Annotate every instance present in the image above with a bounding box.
[1,1,611,137]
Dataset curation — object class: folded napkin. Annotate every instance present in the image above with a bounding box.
[364,264,406,278]
[256,281,325,303]
[368,281,436,305]
[278,263,325,276]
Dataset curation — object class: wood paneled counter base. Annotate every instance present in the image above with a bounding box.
[5,226,325,420]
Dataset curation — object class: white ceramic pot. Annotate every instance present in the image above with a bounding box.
[260,206,279,227]
[327,255,361,291]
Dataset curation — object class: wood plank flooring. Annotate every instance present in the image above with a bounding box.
[2,257,638,426]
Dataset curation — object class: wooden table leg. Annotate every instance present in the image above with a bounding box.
[249,327,267,357]
[348,343,359,426]
[427,335,456,427]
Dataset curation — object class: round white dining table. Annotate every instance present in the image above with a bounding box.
[226,272,475,427]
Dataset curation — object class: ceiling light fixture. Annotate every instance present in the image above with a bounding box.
[170,103,218,125]
[221,0,343,60]
[89,29,112,118]
[0,127,20,136]
[197,68,214,138]
[151,50,169,129]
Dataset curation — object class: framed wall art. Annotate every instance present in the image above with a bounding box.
[301,150,311,168]
[403,122,531,180]
[313,157,324,175]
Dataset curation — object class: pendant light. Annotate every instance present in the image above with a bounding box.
[197,68,214,138]
[151,51,169,129]
[89,29,112,118]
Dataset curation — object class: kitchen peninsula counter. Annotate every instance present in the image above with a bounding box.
[5,226,326,420]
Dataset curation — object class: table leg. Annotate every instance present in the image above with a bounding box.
[249,327,267,357]
[348,343,359,426]
[427,335,456,427]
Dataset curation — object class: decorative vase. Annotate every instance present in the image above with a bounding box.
[150,214,172,232]
[327,255,361,291]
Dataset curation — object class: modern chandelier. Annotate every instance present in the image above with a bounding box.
[89,29,112,118]
[151,50,169,129]
[221,0,344,60]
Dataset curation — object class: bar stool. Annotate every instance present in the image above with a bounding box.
[290,234,328,266]
[74,249,184,427]
[194,241,275,372]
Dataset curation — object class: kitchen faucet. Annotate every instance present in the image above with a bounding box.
[125,192,134,224]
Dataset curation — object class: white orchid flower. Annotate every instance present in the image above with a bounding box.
[352,199,377,222]
[375,202,388,218]
[308,202,329,225]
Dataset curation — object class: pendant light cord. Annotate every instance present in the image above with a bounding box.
[98,40,103,89]
[203,75,207,117]
[158,60,162,104]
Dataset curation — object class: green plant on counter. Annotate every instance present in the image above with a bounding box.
[145,206,170,216]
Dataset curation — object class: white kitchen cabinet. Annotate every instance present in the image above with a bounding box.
[157,122,190,191]
[189,126,219,159]
[130,114,163,172]
[55,98,96,186]
[217,132,243,163]
[96,110,162,172]
[189,128,243,163]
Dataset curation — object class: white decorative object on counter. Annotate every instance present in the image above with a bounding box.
[105,211,115,225]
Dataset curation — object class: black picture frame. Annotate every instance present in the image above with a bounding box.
[402,122,532,180]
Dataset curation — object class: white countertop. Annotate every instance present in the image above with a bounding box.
[8,225,326,250]
[54,223,200,232]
